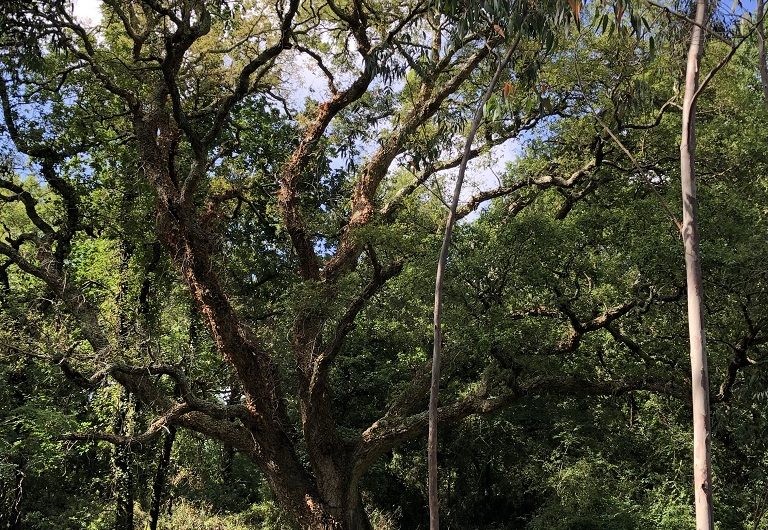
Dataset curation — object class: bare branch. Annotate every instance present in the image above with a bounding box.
[294,44,339,94]
[623,97,680,130]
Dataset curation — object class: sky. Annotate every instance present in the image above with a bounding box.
[72,0,102,27]
[66,0,519,217]
[56,0,768,222]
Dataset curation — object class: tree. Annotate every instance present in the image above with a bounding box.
[678,0,713,527]
[758,0,768,103]
[0,1,602,527]
[1,1,767,529]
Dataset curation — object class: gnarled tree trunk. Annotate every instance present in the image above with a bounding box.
[256,453,372,530]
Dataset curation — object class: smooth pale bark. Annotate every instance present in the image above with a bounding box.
[680,1,714,528]
[430,33,523,530]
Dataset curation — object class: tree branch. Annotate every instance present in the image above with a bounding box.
[323,42,495,280]
[309,261,404,397]
[353,374,688,476]
[63,402,192,449]
[456,157,598,219]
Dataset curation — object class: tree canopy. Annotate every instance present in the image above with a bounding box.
[1,1,767,529]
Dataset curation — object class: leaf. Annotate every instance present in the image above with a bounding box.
[493,24,505,38]
[615,2,625,25]
[502,81,511,100]
[567,0,582,25]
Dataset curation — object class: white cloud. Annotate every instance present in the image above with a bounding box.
[72,0,103,27]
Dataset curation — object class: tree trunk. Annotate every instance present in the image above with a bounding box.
[275,494,369,530]
[429,33,524,530]
[149,426,176,530]
[134,101,375,530]
[240,443,373,530]
[680,1,714,528]
[758,0,768,105]
[113,391,135,530]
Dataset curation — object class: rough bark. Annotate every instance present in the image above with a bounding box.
[680,1,714,528]
[0,5,701,530]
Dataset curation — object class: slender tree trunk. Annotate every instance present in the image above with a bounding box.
[680,1,714,528]
[113,391,135,530]
[7,461,23,530]
[429,33,524,530]
[758,0,768,105]
[149,427,176,530]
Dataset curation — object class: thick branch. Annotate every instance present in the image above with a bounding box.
[63,402,191,448]
[353,374,688,476]
[278,68,376,279]
[0,177,55,237]
[456,158,598,219]
[0,240,108,352]
[323,43,495,281]
[309,261,404,397]
[197,0,300,150]
[380,134,516,220]
[715,334,762,403]
[555,296,639,353]
[29,350,266,456]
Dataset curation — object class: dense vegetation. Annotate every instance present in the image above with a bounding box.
[1,0,767,528]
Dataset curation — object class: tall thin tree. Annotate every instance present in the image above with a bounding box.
[429,29,525,530]
[679,0,714,528]
[758,0,768,104]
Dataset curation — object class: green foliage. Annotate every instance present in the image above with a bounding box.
[1,0,768,528]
